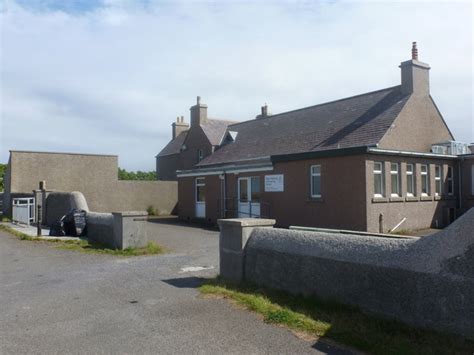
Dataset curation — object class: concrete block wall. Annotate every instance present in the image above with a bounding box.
[3,151,177,217]
[218,209,474,339]
[87,211,148,250]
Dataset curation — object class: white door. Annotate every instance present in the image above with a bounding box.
[195,178,206,218]
[238,177,260,218]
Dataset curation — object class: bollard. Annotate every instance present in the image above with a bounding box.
[379,213,384,234]
[37,204,42,237]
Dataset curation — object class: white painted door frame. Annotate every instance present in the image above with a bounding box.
[238,177,260,218]
[195,177,206,218]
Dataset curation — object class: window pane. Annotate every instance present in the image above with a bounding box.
[422,175,428,194]
[407,174,414,195]
[447,167,453,194]
[312,175,321,196]
[251,177,260,201]
[239,179,248,202]
[391,174,399,195]
[374,162,382,172]
[406,164,413,173]
[197,186,205,202]
[374,173,382,195]
[421,165,427,173]
[311,165,321,175]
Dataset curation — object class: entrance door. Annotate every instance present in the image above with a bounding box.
[195,177,206,218]
[238,177,260,218]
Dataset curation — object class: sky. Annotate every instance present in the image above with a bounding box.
[0,0,473,171]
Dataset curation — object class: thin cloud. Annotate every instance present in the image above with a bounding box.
[1,0,472,170]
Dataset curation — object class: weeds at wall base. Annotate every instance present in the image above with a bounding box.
[199,277,474,355]
[0,223,164,256]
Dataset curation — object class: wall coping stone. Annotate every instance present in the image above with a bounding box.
[218,218,276,227]
[112,211,148,217]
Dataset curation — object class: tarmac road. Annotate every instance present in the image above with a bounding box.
[0,219,352,354]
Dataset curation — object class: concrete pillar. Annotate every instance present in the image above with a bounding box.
[112,211,148,250]
[218,218,276,282]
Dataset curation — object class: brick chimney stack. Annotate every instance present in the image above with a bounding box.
[190,96,208,127]
[400,41,430,96]
[256,103,271,119]
[172,115,189,139]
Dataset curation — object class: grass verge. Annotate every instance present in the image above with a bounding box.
[199,278,474,355]
[0,223,164,256]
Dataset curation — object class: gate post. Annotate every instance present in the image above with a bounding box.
[217,218,276,282]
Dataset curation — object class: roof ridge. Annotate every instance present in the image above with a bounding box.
[229,85,401,127]
[206,117,240,124]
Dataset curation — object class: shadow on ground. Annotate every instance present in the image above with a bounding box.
[162,276,208,289]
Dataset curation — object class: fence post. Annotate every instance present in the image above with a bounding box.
[217,218,276,282]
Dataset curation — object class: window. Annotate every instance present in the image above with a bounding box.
[421,164,429,196]
[447,166,454,195]
[251,177,260,202]
[197,149,204,162]
[195,177,205,202]
[435,165,442,196]
[310,165,321,198]
[406,164,415,196]
[390,163,400,196]
[373,162,384,197]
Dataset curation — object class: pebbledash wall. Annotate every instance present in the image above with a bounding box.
[218,209,474,339]
[3,151,177,216]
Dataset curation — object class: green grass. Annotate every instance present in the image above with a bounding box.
[0,223,164,256]
[199,278,474,354]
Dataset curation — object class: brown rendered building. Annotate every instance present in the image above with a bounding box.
[172,44,473,233]
[156,97,237,180]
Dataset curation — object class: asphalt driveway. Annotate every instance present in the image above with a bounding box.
[0,219,351,354]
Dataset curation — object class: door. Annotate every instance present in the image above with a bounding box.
[195,177,206,218]
[238,177,260,218]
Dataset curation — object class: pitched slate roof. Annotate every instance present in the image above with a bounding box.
[198,86,410,167]
[157,118,238,157]
[201,118,239,146]
[157,130,188,157]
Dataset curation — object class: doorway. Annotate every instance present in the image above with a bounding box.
[238,177,260,218]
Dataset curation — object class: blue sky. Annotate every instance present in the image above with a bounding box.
[1,0,472,171]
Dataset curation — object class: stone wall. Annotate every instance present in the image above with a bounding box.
[3,151,177,217]
[218,208,474,339]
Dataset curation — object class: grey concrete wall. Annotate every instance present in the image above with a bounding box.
[220,208,474,339]
[86,211,148,250]
[3,151,177,217]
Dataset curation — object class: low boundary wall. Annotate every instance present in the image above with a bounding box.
[2,151,177,217]
[87,211,148,250]
[218,209,474,339]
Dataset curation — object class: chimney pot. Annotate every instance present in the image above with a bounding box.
[411,41,418,60]
[197,96,201,105]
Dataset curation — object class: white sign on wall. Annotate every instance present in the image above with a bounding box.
[265,174,284,192]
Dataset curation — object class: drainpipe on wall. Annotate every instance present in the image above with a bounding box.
[458,158,463,211]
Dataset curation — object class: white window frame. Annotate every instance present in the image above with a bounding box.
[406,163,415,197]
[195,177,205,202]
[447,166,453,196]
[310,165,321,198]
[435,165,442,196]
[421,164,430,196]
[373,162,384,198]
[390,163,400,197]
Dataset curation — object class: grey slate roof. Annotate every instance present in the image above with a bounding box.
[157,130,188,157]
[157,118,238,157]
[201,118,239,146]
[198,86,410,167]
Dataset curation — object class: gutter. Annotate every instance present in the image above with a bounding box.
[177,162,274,178]
[367,148,459,159]
[271,146,373,163]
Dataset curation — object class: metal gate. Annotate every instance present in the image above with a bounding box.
[12,198,36,226]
